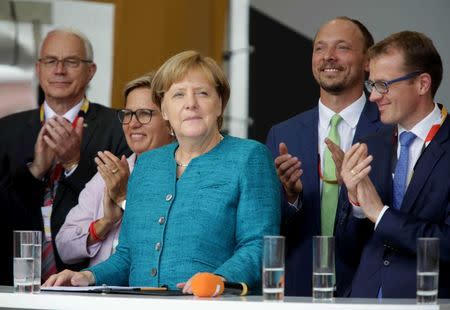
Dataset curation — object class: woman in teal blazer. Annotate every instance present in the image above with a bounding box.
[44,50,280,293]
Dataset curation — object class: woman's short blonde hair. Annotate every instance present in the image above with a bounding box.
[151,50,230,129]
[123,72,155,103]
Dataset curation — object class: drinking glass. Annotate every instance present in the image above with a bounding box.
[417,237,439,304]
[312,235,335,300]
[262,235,285,301]
[13,231,36,293]
[31,231,42,293]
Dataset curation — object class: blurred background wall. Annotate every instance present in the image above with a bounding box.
[249,0,450,142]
[1,0,449,142]
[0,0,227,113]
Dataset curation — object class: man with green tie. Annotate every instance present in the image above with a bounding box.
[266,16,387,296]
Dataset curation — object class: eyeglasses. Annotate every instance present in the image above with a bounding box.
[365,71,422,94]
[38,57,93,68]
[117,109,155,124]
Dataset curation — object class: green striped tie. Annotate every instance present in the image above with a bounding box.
[321,114,342,236]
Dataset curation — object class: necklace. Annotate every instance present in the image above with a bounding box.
[175,134,225,168]
[176,161,189,167]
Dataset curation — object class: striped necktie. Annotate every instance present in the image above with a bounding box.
[41,162,62,281]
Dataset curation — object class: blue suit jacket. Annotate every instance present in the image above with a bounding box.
[337,117,450,298]
[266,100,386,296]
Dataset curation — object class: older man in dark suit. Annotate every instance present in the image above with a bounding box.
[0,28,129,284]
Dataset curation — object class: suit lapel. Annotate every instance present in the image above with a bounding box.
[401,117,450,213]
[375,129,394,205]
[353,100,381,143]
[80,102,97,153]
[25,109,42,160]
[298,108,320,230]
[26,109,42,136]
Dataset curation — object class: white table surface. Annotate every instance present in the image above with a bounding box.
[1,286,449,310]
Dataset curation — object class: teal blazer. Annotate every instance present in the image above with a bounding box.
[88,135,280,290]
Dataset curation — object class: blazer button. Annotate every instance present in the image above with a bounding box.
[75,227,82,235]
[158,217,165,225]
[155,242,161,251]
[383,260,390,266]
[165,194,173,201]
[151,268,158,277]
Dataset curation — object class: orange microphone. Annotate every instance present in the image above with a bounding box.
[191,272,248,297]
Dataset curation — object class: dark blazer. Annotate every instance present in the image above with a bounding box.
[266,100,386,296]
[0,103,130,284]
[336,117,450,298]
[0,164,33,286]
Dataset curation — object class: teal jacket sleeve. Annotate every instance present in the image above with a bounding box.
[214,143,281,289]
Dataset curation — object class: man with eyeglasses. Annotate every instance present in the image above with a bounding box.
[339,31,450,298]
[0,28,129,284]
[265,17,388,297]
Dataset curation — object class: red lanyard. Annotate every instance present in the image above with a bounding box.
[318,153,338,185]
[389,104,447,177]
[424,103,447,144]
[393,103,448,148]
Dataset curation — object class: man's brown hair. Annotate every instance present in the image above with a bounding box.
[368,31,442,97]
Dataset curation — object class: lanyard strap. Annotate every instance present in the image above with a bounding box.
[424,103,447,144]
[318,153,338,184]
[392,103,447,149]
[40,97,89,125]
[391,103,447,174]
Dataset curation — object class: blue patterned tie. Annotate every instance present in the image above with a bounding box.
[393,131,416,210]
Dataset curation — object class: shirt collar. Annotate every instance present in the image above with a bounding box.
[318,93,366,129]
[398,103,441,143]
[43,99,84,123]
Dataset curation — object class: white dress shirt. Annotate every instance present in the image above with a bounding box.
[371,103,443,227]
[43,99,83,123]
[318,93,366,191]
[289,93,366,209]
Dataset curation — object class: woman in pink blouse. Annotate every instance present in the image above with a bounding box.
[56,72,173,267]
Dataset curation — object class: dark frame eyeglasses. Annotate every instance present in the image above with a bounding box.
[38,57,93,68]
[365,71,423,94]
[117,109,155,124]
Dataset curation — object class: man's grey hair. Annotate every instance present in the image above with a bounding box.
[38,27,94,61]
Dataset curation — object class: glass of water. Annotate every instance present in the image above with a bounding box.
[32,231,42,293]
[13,231,36,293]
[417,237,439,304]
[312,236,335,301]
[262,235,285,301]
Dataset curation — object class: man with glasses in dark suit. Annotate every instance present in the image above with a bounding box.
[0,28,129,284]
[340,31,450,299]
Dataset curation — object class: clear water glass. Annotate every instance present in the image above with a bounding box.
[312,235,335,301]
[417,237,439,304]
[263,235,285,301]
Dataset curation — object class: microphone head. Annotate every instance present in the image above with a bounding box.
[191,272,224,297]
